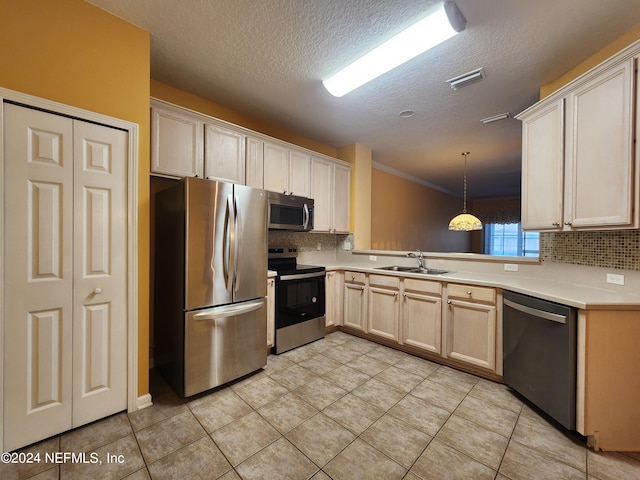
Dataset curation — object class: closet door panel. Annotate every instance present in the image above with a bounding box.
[3,104,74,451]
[72,120,128,427]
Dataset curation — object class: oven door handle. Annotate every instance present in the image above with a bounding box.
[193,299,264,321]
[504,298,567,324]
[279,271,326,281]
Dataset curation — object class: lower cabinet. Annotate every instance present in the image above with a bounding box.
[367,275,400,342]
[401,278,442,355]
[325,270,343,327]
[334,270,501,376]
[443,284,497,371]
[343,271,367,331]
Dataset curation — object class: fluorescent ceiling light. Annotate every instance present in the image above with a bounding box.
[322,1,466,97]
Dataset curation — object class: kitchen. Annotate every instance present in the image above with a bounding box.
[1,0,640,479]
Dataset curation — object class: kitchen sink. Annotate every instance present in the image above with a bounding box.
[376,266,451,275]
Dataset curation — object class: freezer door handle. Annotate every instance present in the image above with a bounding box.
[193,299,265,321]
[503,298,567,324]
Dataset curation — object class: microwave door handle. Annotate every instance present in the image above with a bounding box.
[303,203,309,229]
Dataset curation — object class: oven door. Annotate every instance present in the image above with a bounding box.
[275,271,326,328]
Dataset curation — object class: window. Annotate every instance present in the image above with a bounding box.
[484,223,539,257]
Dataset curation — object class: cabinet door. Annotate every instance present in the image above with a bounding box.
[263,141,289,193]
[444,299,497,371]
[289,150,311,197]
[151,104,203,178]
[246,136,264,188]
[343,282,366,332]
[566,58,635,229]
[521,99,565,230]
[204,124,245,184]
[333,163,351,233]
[368,286,400,341]
[310,157,332,232]
[402,292,442,354]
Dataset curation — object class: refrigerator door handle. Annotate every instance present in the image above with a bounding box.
[192,299,265,321]
[233,194,241,292]
[223,194,235,291]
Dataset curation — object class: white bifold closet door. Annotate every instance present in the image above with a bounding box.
[3,103,127,451]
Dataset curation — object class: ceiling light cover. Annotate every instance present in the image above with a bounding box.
[449,152,483,231]
[323,1,466,97]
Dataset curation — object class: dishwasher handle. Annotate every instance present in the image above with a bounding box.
[504,298,567,324]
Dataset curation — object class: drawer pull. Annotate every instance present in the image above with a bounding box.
[467,291,472,296]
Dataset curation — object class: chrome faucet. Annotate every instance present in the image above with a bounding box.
[407,250,425,269]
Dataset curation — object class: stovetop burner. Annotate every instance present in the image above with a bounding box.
[268,247,325,276]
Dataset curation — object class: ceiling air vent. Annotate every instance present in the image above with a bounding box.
[446,67,484,90]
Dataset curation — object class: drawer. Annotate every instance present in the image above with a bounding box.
[403,277,441,295]
[344,271,366,284]
[447,283,496,304]
[368,274,400,289]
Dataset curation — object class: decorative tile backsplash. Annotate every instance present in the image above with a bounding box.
[269,230,640,271]
[541,230,640,271]
[268,231,353,252]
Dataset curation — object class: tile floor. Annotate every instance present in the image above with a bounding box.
[3,331,640,480]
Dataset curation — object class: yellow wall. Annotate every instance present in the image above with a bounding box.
[371,169,471,252]
[1,0,151,397]
[151,81,338,158]
[338,143,372,249]
[541,23,640,98]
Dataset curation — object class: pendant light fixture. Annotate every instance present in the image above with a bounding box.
[448,152,483,231]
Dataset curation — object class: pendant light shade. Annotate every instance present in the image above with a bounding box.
[449,152,483,231]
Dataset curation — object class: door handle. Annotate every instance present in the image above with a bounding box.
[193,299,265,321]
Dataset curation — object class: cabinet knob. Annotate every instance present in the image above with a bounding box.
[351,275,355,280]
[403,293,407,297]
[564,221,572,226]
[447,300,452,304]
[467,291,472,296]
[394,292,398,297]
[360,286,365,291]
[93,287,103,295]
[552,222,560,227]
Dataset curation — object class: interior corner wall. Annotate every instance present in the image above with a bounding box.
[540,22,640,98]
[338,143,372,249]
[371,169,471,252]
[0,0,151,397]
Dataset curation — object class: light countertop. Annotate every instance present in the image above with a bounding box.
[322,263,640,310]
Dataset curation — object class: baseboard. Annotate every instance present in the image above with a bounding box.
[137,393,153,411]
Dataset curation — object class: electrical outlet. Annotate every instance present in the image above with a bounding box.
[606,273,625,285]
[369,255,377,261]
[317,242,322,251]
[344,240,352,250]
[504,264,519,272]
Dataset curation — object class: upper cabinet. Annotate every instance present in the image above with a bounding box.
[150,101,349,222]
[263,142,312,197]
[311,157,351,233]
[151,103,203,178]
[517,47,639,232]
[204,124,245,184]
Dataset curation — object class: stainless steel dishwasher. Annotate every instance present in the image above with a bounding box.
[503,290,577,430]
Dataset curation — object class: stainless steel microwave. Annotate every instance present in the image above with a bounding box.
[267,191,314,231]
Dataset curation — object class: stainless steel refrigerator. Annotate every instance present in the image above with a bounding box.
[154,177,267,397]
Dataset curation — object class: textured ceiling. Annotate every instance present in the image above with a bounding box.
[87,0,640,198]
